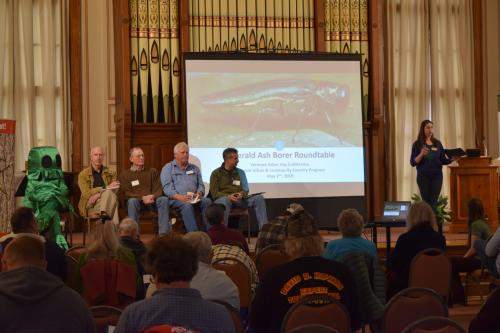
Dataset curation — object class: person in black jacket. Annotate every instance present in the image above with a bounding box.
[387,201,446,298]
[0,207,67,281]
[249,210,360,333]
[469,288,500,333]
[410,120,453,211]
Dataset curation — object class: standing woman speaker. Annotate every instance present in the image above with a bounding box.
[410,120,453,211]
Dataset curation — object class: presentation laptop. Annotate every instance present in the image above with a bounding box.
[381,201,411,222]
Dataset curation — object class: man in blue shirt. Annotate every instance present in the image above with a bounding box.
[160,142,211,231]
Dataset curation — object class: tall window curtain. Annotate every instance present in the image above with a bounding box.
[387,0,475,201]
[0,0,70,172]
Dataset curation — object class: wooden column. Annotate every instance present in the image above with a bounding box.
[113,0,132,172]
[69,0,82,172]
[367,0,387,219]
[472,0,484,151]
[314,0,326,52]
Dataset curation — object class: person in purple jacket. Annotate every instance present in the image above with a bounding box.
[410,120,453,211]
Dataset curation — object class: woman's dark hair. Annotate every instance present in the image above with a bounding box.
[146,234,198,284]
[467,198,485,227]
[415,120,439,149]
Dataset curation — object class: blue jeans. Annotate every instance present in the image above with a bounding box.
[214,195,268,229]
[169,197,212,232]
[474,239,499,278]
[127,196,170,235]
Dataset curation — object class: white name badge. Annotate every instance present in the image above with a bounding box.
[131,180,140,187]
[186,170,194,175]
[233,180,241,186]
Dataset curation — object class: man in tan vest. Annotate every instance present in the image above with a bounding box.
[77,146,120,224]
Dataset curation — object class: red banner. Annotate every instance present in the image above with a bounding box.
[0,119,16,134]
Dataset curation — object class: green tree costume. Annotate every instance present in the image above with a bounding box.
[23,146,72,249]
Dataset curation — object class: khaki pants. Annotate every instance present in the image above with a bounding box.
[87,190,119,225]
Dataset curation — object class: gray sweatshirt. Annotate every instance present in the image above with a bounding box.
[485,227,500,275]
[0,266,94,332]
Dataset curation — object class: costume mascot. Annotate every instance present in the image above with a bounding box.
[23,146,72,249]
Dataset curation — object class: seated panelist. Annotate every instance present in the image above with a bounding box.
[119,147,170,235]
[160,142,211,231]
[77,146,120,224]
[209,147,268,229]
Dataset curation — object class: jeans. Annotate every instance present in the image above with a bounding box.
[474,239,499,278]
[127,196,170,235]
[169,197,212,232]
[417,172,443,211]
[214,194,268,229]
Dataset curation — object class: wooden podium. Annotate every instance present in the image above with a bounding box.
[449,157,498,233]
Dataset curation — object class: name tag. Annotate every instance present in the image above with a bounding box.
[431,147,438,151]
[186,170,194,175]
[131,180,140,187]
[233,180,240,186]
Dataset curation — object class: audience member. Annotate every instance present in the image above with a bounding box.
[323,208,378,261]
[206,203,249,254]
[0,207,67,281]
[212,243,259,295]
[146,232,240,310]
[0,236,94,332]
[78,146,120,224]
[120,147,169,235]
[160,142,212,231]
[119,217,146,276]
[255,203,303,254]
[483,227,500,277]
[468,287,500,333]
[450,198,492,304]
[386,201,446,298]
[115,234,235,333]
[210,147,268,229]
[74,220,141,296]
[249,211,360,333]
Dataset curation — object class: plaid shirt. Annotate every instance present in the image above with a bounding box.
[212,244,259,294]
[255,217,288,254]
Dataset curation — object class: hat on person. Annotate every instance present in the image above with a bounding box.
[285,210,318,239]
[286,203,304,215]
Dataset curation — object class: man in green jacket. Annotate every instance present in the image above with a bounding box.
[210,147,268,229]
[77,146,120,224]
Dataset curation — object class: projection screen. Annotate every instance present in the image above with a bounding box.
[184,53,365,199]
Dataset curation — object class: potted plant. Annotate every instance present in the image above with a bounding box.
[411,193,452,234]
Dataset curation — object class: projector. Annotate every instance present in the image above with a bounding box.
[466,149,481,157]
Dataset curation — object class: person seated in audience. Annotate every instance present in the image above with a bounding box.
[73,220,142,297]
[324,209,385,327]
[210,147,268,229]
[146,232,240,310]
[206,203,249,254]
[249,211,361,333]
[255,203,304,254]
[118,217,146,277]
[78,146,120,224]
[468,287,500,333]
[483,226,500,277]
[450,198,492,304]
[160,142,212,232]
[0,207,67,281]
[323,208,378,261]
[0,236,94,332]
[212,242,259,295]
[115,234,235,333]
[386,201,446,298]
[119,147,169,235]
